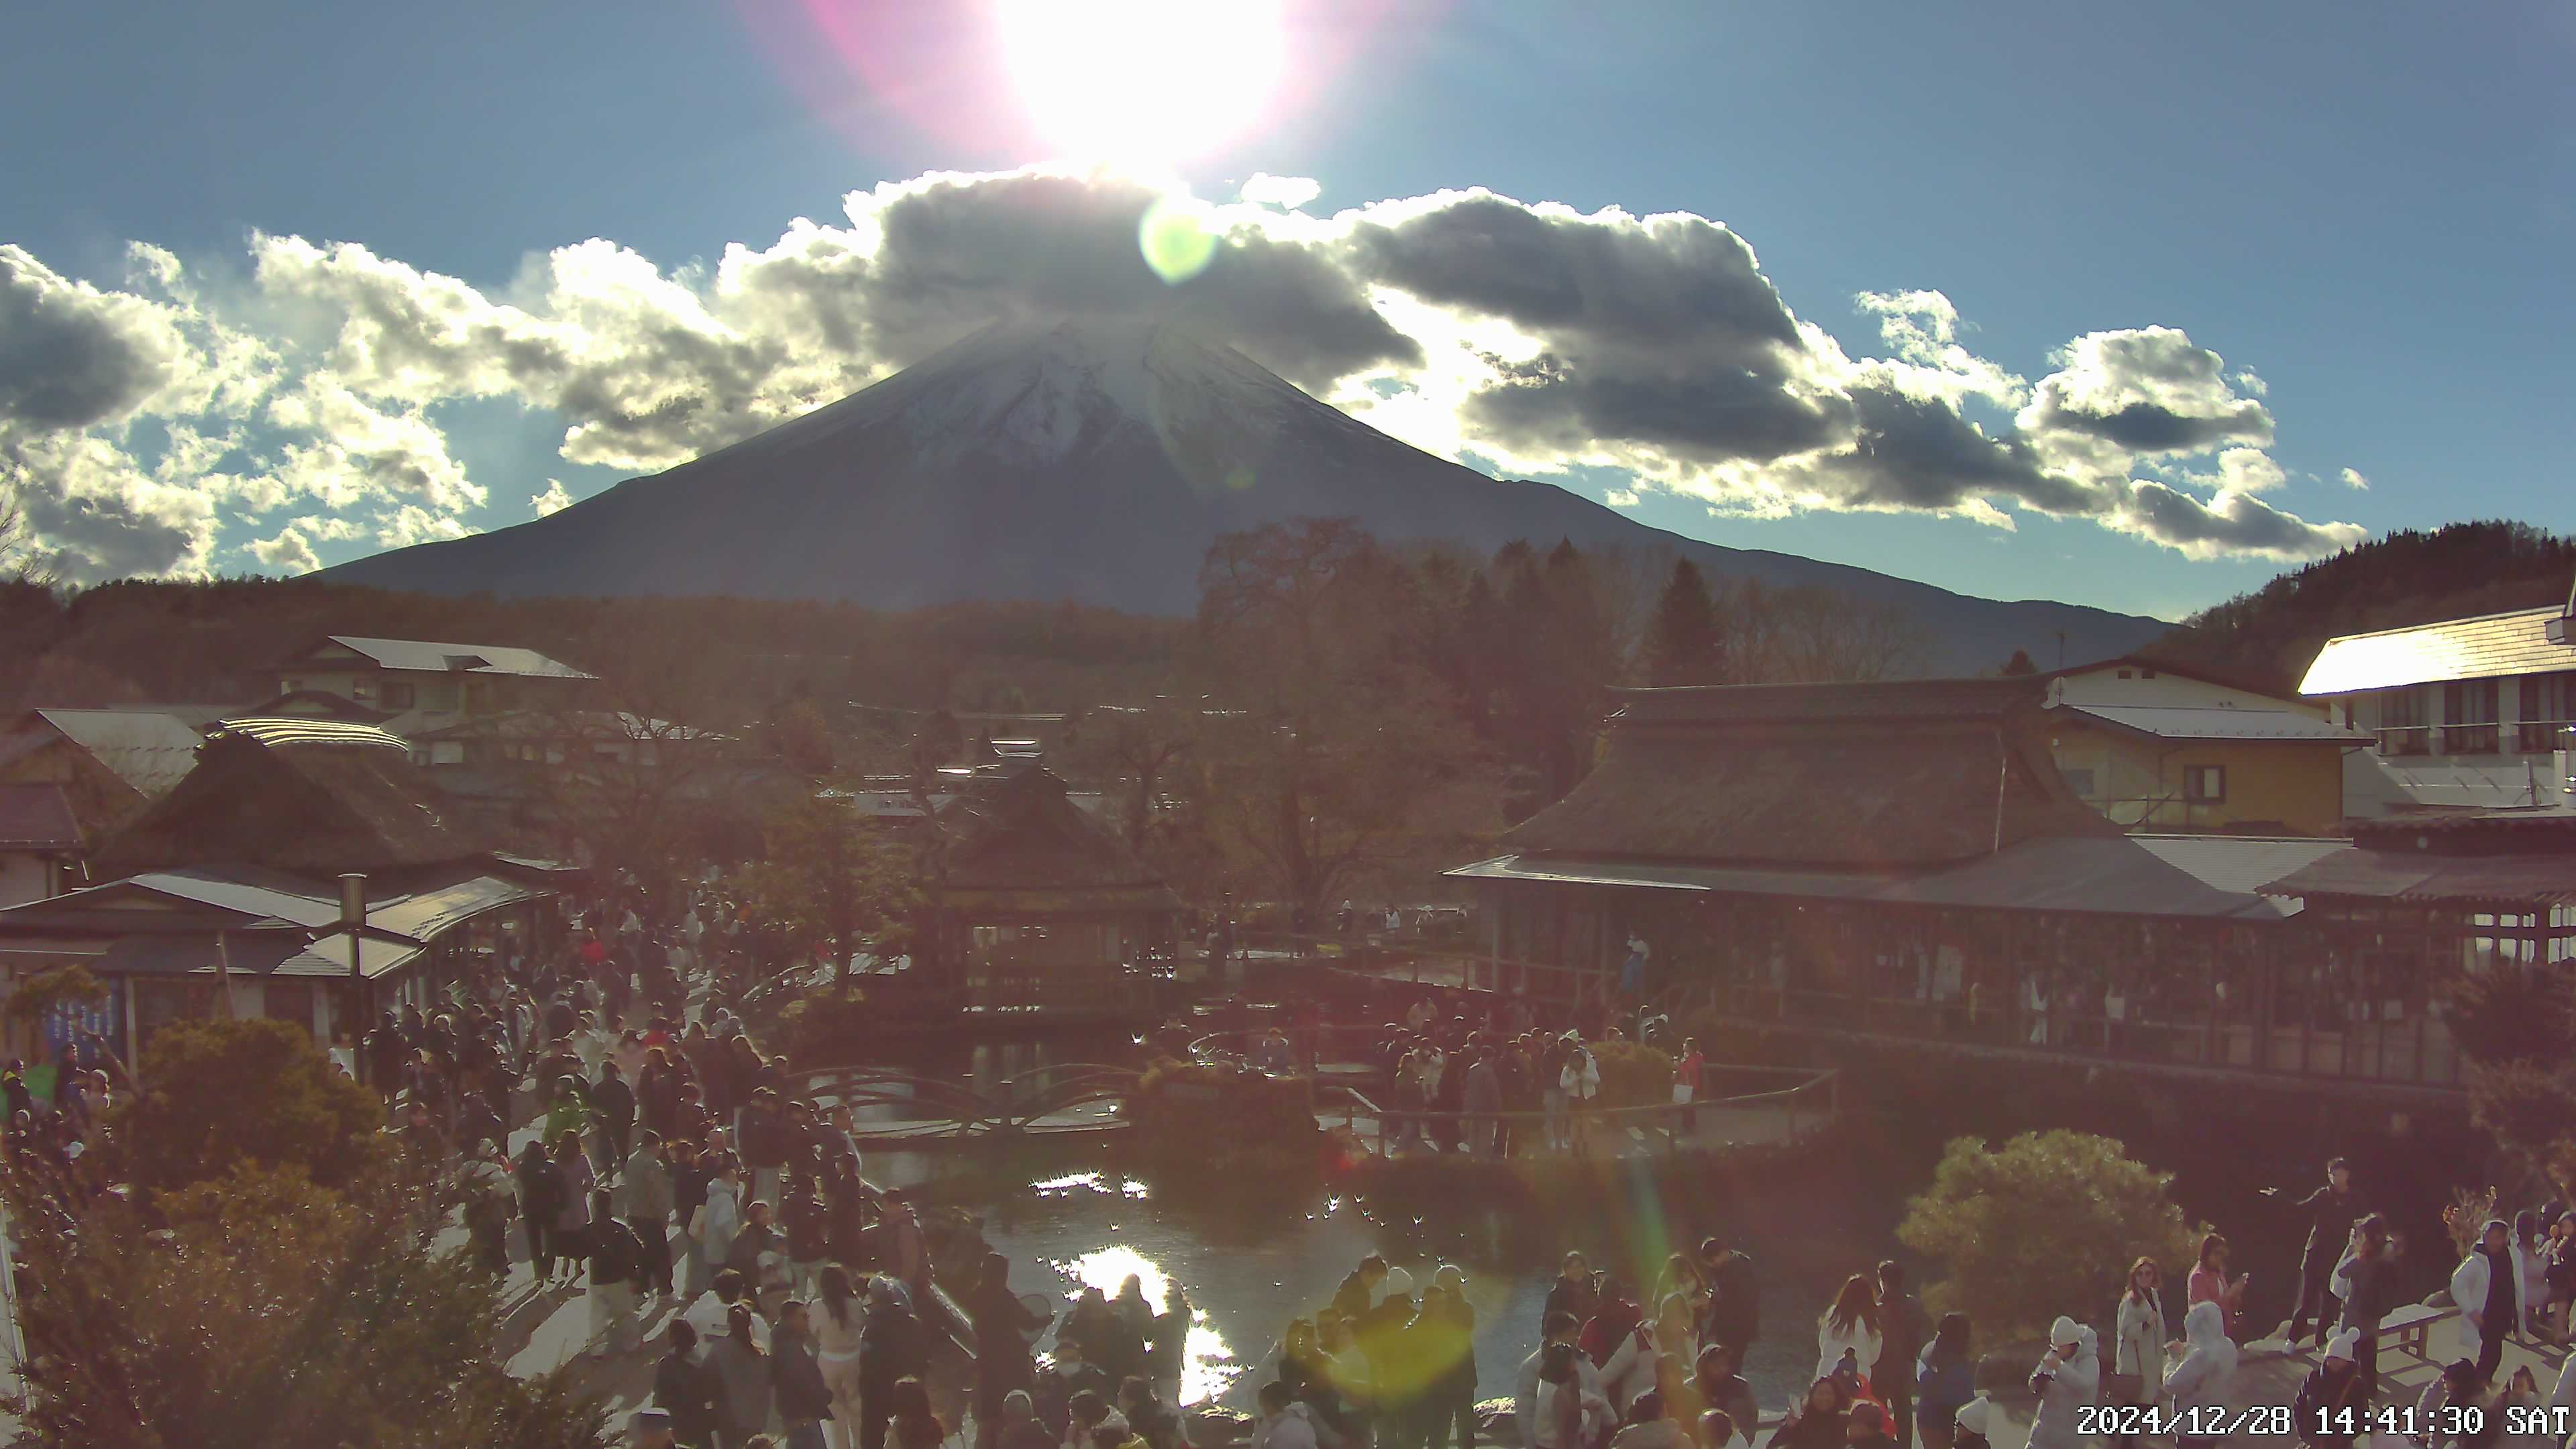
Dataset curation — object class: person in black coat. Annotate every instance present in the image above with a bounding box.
[773,1299,839,1446]
[654,1319,724,1448]
[969,1254,1049,1449]
[860,1277,931,1449]
[2288,1159,2365,1350]
[515,1140,562,1280]
[592,1061,637,1175]
[1701,1238,1760,1355]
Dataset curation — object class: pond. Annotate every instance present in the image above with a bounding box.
[839,1035,2476,1422]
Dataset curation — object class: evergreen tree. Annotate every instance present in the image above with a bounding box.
[1999,647,2038,676]
[1644,557,1725,686]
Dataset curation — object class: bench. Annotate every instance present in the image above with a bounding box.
[2377,1303,2459,1365]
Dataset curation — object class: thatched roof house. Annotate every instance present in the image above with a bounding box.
[1504,676,2119,870]
[94,717,492,878]
[928,759,1179,914]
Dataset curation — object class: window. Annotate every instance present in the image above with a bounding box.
[279,677,301,694]
[2444,679,2500,754]
[429,741,466,765]
[2184,765,2226,802]
[2522,672,2576,753]
[421,683,461,712]
[2379,687,2428,755]
[380,681,415,710]
[2059,766,2099,798]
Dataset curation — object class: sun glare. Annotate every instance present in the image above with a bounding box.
[997,0,1287,168]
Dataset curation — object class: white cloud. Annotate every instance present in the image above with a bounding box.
[531,478,573,517]
[1239,173,1323,209]
[2339,467,2371,490]
[0,165,2371,576]
[1603,487,1641,508]
[247,525,321,575]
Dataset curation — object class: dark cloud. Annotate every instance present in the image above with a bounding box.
[0,246,189,431]
[2118,478,2365,559]
[1796,379,2100,515]
[1468,355,1854,464]
[851,170,1420,390]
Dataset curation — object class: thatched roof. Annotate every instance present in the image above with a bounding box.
[1505,678,2119,869]
[93,718,491,877]
[931,761,1170,895]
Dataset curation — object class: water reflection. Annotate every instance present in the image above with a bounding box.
[1033,1173,1152,1201]
[1045,1244,1241,1406]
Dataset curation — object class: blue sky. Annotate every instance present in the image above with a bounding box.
[4,1,2569,619]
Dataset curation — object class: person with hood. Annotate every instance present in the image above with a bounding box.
[1519,1311,1609,1449]
[2454,1218,2524,1383]
[2025,1317,2100,1449]
[1534,1342,1614,1449]
[1949,1399,1994,1449]
[1610,1389,1688,1449]
[1814,1275,1883,1391]
[2161,1300,2239,1449]
[2331,1214,2402,1403]
[1701,1238,1760,1357]
[1767,1378,1849,1449]
[2296,1330,2371,1449]
[1256,1379,1322,1449]
[969,1254,1050,1449]
[2288,1159,2366,1350]
[1913,1313,1974,1449]
[1419,1265,1480,1449]
[861,1277,932,1449]
[1693,1342,1760,1449]
[1845,1403,1898,1449]
[2110,1258,2167,1449]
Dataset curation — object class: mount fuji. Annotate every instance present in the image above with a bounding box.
[323,317,2167,672]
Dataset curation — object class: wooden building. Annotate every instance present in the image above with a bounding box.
[914,759,1183,1016]
[1446,677,2499,1100]
[2038,657,2369,834]
[0,717,557,1065]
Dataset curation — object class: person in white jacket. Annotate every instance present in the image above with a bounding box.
[2161,1301,2238,1449]
[1254,1381,1320,1449]
[1604,1295,1695,1413]
[2112,1258,2169,1442]
[2026,1317,2100,1449]
[2452,1219,2524,1382]
[1816,1275,1885,1390]
[1517,1311,1608,1448]
[1561,1038,1603,1155]
[1530,1342,1613,1449]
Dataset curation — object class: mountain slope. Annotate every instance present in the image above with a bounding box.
[325,317,2167,674]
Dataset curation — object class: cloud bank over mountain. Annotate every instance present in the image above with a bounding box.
[0,167,2367,582]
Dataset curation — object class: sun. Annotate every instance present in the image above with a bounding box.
[996,0,1287,169]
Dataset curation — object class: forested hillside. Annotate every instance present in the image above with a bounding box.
[2149,521,2575,692]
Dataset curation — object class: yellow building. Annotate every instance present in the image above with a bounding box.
[2039,657,2370,835]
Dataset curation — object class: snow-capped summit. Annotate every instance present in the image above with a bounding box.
[325,315,2167,670]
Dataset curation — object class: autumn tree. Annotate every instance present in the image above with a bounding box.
[111,1017,384,1193]
[1644,557,1726,686]
[1061,698,1197,855]
[728,787,921,983]
[5,1156,606,1448]
[1187,519,1472,915]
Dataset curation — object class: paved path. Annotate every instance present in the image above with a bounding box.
[1325,1100,1822,1162]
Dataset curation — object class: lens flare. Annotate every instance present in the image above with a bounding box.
[1138,195,1221,284]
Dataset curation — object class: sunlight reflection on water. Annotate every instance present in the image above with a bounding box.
[1044,1242,1239,1405]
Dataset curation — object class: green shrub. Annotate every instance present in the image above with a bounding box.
[1130,1055,1319,1161]
[777,989,874,1065]
[1896,1130,2206,1343]
[1589,1040,1674,1109]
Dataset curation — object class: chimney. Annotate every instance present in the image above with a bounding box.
[339,872,367,929]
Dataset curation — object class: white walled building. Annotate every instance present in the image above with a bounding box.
[2300,602,2576,814]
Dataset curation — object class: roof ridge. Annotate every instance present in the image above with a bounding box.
[2317,603,2569,644]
